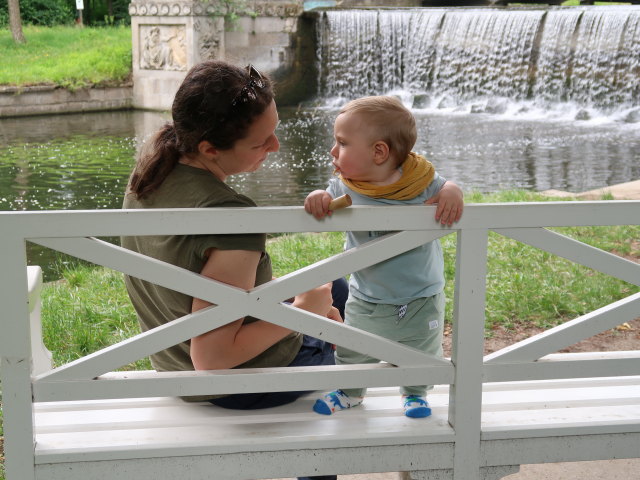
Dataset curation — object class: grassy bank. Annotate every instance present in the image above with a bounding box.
[0,25,131,89]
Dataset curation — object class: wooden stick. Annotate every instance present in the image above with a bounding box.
[328,194,352,211]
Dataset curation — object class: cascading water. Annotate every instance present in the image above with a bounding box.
[316,6,640,120]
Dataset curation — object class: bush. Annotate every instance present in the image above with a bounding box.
[0,0,74,27]
[0,0,131,27]
[84,0,131,26]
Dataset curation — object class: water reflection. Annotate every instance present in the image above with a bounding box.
[1,108,639,278]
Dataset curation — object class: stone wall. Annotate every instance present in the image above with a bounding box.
[129,0,306,110]
[0,85,132,118]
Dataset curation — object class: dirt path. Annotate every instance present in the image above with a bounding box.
[442,317,640,358]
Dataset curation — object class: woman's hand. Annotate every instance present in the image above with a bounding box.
[292,282,335,317]
[326,306,344,323]
[425,181,464,226]
[304,190,333,219]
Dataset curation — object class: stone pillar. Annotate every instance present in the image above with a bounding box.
[129,1,304,111]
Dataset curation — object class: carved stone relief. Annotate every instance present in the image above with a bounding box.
[129,1,303,17]
[194,18,223,61]
[140,25,188,71]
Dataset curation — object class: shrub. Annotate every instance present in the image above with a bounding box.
[0,0,74,27]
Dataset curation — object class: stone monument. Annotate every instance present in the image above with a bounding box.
[129,1,305,110]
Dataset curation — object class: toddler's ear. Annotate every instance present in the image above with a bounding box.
[372,140,390,164]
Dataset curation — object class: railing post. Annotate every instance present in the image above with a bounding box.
[449,228,489,480]
[0,235,36,480]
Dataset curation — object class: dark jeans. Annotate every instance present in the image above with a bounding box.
[209,278,347,480]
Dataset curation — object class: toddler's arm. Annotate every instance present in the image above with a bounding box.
[304,189,333,219]
[425,181,464,226]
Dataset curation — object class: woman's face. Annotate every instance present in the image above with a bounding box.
[214,100,280,177]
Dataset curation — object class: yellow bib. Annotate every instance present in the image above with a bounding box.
[340,152,435,200]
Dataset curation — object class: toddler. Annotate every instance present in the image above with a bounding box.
[304,96,463,418]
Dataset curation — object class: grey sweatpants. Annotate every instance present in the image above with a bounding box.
[336,292,445,398]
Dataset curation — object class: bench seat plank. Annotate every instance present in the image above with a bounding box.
[34,376,640,465]
[34,388,455,463]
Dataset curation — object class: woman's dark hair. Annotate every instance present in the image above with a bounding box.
[128,61,275,198]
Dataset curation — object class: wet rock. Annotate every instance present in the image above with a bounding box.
[575,109,591,121]
[412,94,430,109]
[624,109,640,123]
[486,98,508,114]
[470,103,486,114]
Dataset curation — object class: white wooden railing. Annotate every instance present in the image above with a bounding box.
[1,201,639,480]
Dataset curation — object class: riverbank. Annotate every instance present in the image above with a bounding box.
[0,25,132,118]
[0,84,132,117]
[542,179,640,200]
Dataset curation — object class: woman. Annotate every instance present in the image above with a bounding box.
[121,60,346,423]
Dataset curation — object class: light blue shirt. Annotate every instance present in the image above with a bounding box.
[327,172,446,305]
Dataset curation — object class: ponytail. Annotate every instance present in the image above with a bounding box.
[128,123,181,199]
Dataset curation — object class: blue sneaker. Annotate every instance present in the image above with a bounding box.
[403,395,431,418]
[313,389,363,415]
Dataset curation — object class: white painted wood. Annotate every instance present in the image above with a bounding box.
[30,377,640,460]
[27,266,52,375]
[2,201,638,238]
[449,229,489,480]
[0,236,36,480]
[28,377,640,477]
[34,443,455,480]
[2,201,640,480]
[33,363,455,402]
[485,292,640,364]
[483,353,640,382]
[495,227,640,286]
[482,432,640,466]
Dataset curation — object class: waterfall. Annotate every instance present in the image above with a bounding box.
[316,7,640,117]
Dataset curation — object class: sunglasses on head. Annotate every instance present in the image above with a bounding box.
[231,64,266,107]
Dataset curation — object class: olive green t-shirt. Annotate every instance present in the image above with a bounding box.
[121,164,302,399]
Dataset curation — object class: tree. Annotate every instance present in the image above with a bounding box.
[8,0,26,44]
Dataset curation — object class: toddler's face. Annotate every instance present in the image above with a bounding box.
[330,112,376,181]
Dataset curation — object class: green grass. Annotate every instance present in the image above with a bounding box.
[0,25,131,89]
[42,263,150,370]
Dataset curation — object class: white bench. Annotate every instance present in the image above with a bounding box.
[2,203,640,480]
[33,376,640,480]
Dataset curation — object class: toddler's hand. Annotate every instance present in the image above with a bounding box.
[304,190,333,219]
[425,181,464,226]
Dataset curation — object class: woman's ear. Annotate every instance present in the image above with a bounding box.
[198,140,218,159]
[372,140,391,165]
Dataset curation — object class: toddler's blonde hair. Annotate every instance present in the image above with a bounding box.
[340,96,417,165]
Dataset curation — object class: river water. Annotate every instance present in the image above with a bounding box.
[2,107,639,279]
[2,107,639,211]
